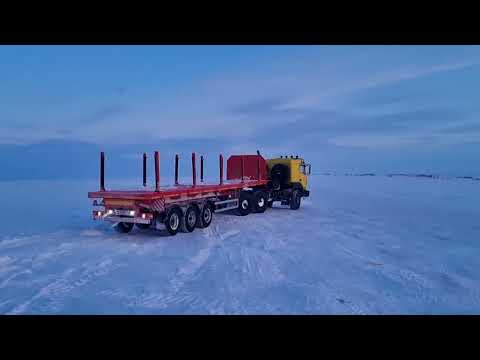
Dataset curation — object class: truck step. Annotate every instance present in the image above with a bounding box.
[214,199,239,213]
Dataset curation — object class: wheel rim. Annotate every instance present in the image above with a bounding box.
[169,213,179,230]
[258,197,265,207]
[187,211,196,227]
[203,207,212,223]
[241,199,249,210]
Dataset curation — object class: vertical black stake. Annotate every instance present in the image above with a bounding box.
[192,152,196,187]
[175,154,179,185]
[219,154,224,185]
[143,153,147,187]
[100,152,105,191]
[155,151,160,192]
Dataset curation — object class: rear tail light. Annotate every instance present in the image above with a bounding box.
[140,213,153,220]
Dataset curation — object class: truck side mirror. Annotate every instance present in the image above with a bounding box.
[307,164,311,175]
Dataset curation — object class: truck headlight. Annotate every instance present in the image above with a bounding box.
[129,210,135,216]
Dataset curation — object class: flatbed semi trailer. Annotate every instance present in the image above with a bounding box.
[88,151,310,235]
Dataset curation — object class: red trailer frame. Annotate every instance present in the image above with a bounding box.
[88,151,270,235]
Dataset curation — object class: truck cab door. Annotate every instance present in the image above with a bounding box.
[299,163,309,190]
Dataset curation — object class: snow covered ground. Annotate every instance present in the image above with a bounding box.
[1,175,479,314]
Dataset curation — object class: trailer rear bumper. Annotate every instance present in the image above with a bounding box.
[103,216,151,224]
[92,211,152,224]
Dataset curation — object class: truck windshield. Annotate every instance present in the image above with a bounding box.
[300,164,311,175]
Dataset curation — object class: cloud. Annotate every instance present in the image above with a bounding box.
[436,121,480,134]
[230,97,288,115]
[328,134,427,148]
[329,130,480,149]
[84,105,128,124]
[279,60,480,111]
[1,48,479,151]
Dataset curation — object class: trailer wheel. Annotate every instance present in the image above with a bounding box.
[252,191,267,213]
[237,192,252,216]
[197,202,213,228]
[290,190,301,210]
[116,222,134,233]
[182,205,198,233]
[165,207,182,235]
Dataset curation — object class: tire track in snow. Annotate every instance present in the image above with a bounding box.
[0,269,33,289]
[129,225,240,310]
[6,258,124,314]
[0,241,77,290]
[336,241,440,310]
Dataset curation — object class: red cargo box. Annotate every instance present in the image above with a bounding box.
[227,155,267,181]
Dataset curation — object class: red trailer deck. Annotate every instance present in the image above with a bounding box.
[88,180,268,201]
[88,151,271,235]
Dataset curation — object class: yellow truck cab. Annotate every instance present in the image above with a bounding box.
[267,156,310,191]
[266,155,311,209]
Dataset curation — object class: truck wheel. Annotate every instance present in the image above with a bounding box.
[237,192,252,216]
[252,191,267,213]
[116,222,134,233]
[290,190,301,210]
[267,199,274,208]
[183,205,198,233]
[165,207,182,235]
[197,203,213,228]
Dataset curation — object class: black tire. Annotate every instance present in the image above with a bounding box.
[165,207,182,235]
[197,202,213,228]
[290,189,302,210]
[252,191,268,213]
[116,222,134,233]
[270,164,289,191]
[237,191,252,216]
[136,223,150,230]
[183,205,198,233]
[267,199,274,208]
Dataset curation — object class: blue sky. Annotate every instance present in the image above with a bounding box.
[1,45,480,180]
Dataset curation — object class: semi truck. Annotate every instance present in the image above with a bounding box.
[88,151,311,235]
